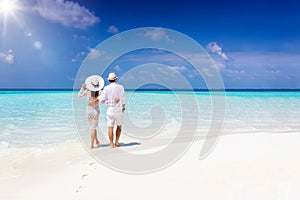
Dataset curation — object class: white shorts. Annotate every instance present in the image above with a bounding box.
[106,112,124,127]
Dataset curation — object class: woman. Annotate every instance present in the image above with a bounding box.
[78,75,104,149]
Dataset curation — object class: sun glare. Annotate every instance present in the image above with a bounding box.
[0,0,21,37]
[0,0,16,15]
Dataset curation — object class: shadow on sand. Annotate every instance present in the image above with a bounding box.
[118,142,141,147]
[97,142,141,148]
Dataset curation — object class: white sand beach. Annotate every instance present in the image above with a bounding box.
[1,132,300,200]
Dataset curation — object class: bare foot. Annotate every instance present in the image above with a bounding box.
[110,143,115,148]
[96,141,100,147]
[115,142,120,147]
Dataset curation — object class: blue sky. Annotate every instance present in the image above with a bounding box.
[0,0,299,89]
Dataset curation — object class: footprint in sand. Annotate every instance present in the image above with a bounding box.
[81,173,88,179]
[75,161,98,193]
[76,185,86,193]
[89,161,98,170]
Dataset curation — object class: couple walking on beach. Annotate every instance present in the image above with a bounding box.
[78,72,125,149]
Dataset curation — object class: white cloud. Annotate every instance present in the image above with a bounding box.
[0,49,14,64]
[225,69,247,80]
[107,25,119,34]
[265,69,282,79]
[167,65,200,78]
[227,52,300,68]
[144,28,174,42]
[167,66,187,72]
[71,51,85,62]
[221,51,300,82]
[34,0,100,29]
[205,42,229,70]
[87,48,105,60]
[206,42,228,60]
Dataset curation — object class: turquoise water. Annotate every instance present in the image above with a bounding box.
[1,91,300,147]
[0,91,76,146]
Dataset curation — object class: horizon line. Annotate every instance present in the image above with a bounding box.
[1,88,300,92]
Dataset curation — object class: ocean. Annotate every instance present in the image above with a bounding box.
[1,90,300,178]
[1,90,300,149]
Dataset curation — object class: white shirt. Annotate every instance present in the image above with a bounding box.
[99,82,125,115]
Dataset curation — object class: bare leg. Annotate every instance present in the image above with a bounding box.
[95,130,100,145]
[115,125,122,147]
[91,129,96,149]
[108,126,114,148]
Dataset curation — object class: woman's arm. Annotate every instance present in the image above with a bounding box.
[78,83,87,98]
[88,98,99,106]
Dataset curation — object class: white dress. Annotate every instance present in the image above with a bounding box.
[78,88,100,130]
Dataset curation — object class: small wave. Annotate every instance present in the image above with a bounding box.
[0,131,11,136]
[0,141,9,148]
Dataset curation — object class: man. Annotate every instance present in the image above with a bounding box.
[99,72,125,148]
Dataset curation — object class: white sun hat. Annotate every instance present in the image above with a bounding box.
[107,72,118,81]
[85,75,104,91]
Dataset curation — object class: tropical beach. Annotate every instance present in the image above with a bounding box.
[1,0,300,199]
[1,90,300,199]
